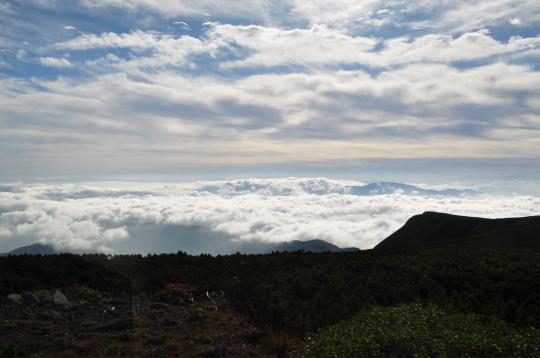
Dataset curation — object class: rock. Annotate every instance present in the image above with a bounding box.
[21,291,40,304]
[84,319,134,332]
[150,302,169,310]
[40,309,62,321]
[52,289,69,306]
[6,294,22,305]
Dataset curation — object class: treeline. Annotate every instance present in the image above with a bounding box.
[1,249,540,335]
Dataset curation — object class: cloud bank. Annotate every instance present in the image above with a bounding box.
[0,178,538,254]
[0,1,539,179]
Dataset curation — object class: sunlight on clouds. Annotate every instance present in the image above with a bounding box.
[0,179,539,254]
[39,56,73,68]
[0,0,539,180]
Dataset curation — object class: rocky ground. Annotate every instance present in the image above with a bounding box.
[0,284,271,357]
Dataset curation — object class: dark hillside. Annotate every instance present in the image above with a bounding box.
[375,211,540,250]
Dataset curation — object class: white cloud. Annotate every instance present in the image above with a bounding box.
[509,17,521,26]
[438,0,540,33]
[55,24,540,74]
[39,56,73,68]
[288,0,540,34]
[1,59,540,176]
[103,226,129,241]
[174,21,191,31]
[203,23,540,69]
[54,30,219,71]
[2,2,539,179]
[205,23,378,68]
[0,179,539,254]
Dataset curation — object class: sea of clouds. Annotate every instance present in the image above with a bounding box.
[0,178,539,254]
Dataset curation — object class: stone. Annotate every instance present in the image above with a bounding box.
[6,294,22,305]
[52,289,69,306]
[150,302,170,310]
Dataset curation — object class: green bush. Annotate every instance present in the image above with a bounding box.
[293,303,540,358]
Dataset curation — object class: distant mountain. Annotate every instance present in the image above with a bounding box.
[270,239,359,253]
[1,239,358,256]
[349,182,477,196]
[193,178,477,197]
[375,211,540,251]
[0,243,95,256]
[0,243,57,256]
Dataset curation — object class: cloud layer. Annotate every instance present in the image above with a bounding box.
[0,1,539,179]
[1,178,539,254]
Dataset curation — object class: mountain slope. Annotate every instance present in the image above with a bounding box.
[2,239,358,256]
[0,243,95,256]
[270,239,358,253]
[0,243,57,256]
[374,211,540,250]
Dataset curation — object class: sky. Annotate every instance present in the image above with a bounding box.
[0,0,540,181]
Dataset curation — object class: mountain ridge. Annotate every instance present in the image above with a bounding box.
[1,239,359,256]
[375,211,540,251]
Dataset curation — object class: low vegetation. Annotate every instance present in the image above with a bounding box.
[1,249,540,356]
[293,303,540,357]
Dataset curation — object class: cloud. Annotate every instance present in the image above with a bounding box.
[1,0,539,180]
[205,23,378,69]
[55,24,540,72]
[288,0,540,34]
[0,179,539,254]
[174,21,191,31]
[39,56,73,68]
[203,23,540,69]
[103,226,129,241]
[509,18,521,26]
[437,0,540,33]
[1,59,539,178]
[53,30,218,71]
[79,0,293,23]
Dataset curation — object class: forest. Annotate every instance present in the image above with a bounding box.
[1,248,540,356]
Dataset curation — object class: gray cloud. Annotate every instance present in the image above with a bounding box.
[2,61,539,178]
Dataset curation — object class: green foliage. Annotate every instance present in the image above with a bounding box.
[293,303,540,358]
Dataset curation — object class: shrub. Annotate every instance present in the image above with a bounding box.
[293,303,540,357]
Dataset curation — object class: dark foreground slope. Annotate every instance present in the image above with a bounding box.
[375,211,540,251]
[2,248,540,357]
